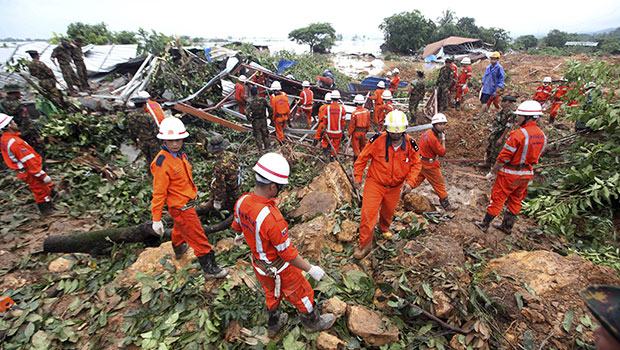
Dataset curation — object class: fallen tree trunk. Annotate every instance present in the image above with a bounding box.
[43,213,233,255]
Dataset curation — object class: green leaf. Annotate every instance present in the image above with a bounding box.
[562,309,574,332]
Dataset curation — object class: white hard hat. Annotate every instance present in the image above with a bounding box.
[239,75,247,82]
[353,94,365,104]
[302,80,310,87]
[0,113,13,129]
[384,110,408,133]
[543,77,552,83]
[393,68,399,74]
[138,91,151,99]
[461,57,471,65]
[381,90,392,100]
[514,100,543,118]
[431,113,448,125]
[324,92,332,102]
[157,117,189,140]
[386,71,392,77]
[330,90,341,99]
[271,81,282,90]
[253,152,290,185]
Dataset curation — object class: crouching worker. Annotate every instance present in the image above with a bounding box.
[232,153,336,338]
[150,117,229,278]
[0,113,54,215]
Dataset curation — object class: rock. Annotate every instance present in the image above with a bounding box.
[288,215,334,261]
[48,256,73,273]
[347,305,399,346]
[336,220,357,243]
[433,290,454,318]
[216,238,235,252]
[317,332,346,350]
[323,296,347,318]
[402,193,433,213]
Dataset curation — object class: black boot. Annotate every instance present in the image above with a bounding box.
[37,201,54,216]
[475,213,496,233]
[299,307,336,333]
[267,305,289,338]
[172,243,189,259]
[440,197,459,211]
[494,211,517,234]
[197,251,229,279]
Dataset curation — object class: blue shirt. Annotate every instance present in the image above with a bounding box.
[481,63,505,95]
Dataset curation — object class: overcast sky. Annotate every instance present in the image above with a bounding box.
[1,0,619,40]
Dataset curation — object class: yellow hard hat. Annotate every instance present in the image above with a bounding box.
[490,51,501,59]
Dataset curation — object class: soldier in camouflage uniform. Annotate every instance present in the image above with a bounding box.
[26,50,66,109]
[126,96,160,164]
[207,135,241,212]
[484,96,517,169]
[408,70,425,124]
[0,84,45,158]
[51,39,79,95]
[435,61,453,112]
[71,37,91,91]
[246,86,272,151]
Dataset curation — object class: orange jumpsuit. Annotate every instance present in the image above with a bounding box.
[370,89,385,125]
[348,106,371,157]
[314,102,346,156]
[533,85,553,105]
[487,121,546,216]
[270,92,290,142]
[455,66,472,103]
[235,82,246,115]
[549,84,569,120]
[299,88,314,125]
[353,133,422,247]
[412,129,448,200]
[151,146,212,256]
[146,100,165,126]
[389,76,400,93]
[1,131,53,203]
[232,193,315,313]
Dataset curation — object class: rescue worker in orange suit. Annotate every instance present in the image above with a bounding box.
[270,81,289,145]
[369,81,386,128]
[475,101,547,234]
[447,57,458,103]
[299,80,314,125]
[151,117,229,278]
[382,90,394,120]
[313,90,346,161]
[232,153,336,338]
[533,77,553,109]
[455,57,472,109]
[352,111,422,259]
[348,94,371,161]
[549,77,569,125]
[0,113,55,215]
[411,113,459,211]
[235,75,247,115]
[389,68,400,94]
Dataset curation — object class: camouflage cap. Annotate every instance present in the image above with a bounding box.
[581,285,620,344]
[207,135,230,153]
[3,84,21,93]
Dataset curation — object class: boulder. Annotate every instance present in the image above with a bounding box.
[48,256,73,273]
[322,296,348,318]
[402,193,433,213]
[347,305,399,346]
[317,332,346,350]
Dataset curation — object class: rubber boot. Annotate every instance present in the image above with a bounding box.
[353,240,373,260]
[493,211,517,234]
[299,308,336,333]
[37,201,54,216]
[173,243,189,259]
[267,305,289,338]
[475,213,496,233]
[440,197,459,211]
[197,251,229,279]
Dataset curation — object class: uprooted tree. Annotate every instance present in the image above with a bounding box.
[288,22,337,53]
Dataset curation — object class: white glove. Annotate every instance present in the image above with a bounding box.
[308,265,325,281]
[213,200,222,210]
[152,221,164,237]
[485,172,495,181]
[42,175,52,184]
[234,233,245,246]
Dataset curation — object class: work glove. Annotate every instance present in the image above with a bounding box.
[308,265,326,281]
[213,200,222,210]
[312,139,318,146]
[234,233,245,246]
[485,172,495,181]
[152,221,164,237]
[42,175,52,184]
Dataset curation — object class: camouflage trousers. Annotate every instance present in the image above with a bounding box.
[252,119,271,151]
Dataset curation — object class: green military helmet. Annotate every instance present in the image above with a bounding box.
[581,285,620,344]
[207,135,230,153]
[3,84,21,94]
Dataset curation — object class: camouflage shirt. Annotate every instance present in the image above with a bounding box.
[212,150,240,202]
[28,60,56,81]
[245,96,272,122]
[126,110,159,145]
[70,44,84,62]
[436,65,453,89]
[409,79,425,99]
[52,45,73,65]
